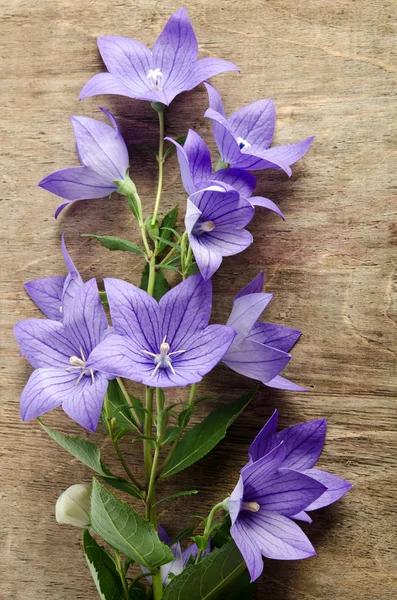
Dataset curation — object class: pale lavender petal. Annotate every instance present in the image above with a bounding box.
[277,419,327,471]
[182,539,210,565]
[291,511,312,523]
[230,518,264,582]
[253,136,315,175]
[20,367,76,421]
[24,277,65,321]
[266,375,307,392]
[182,130,212,182]
[14,319,76,369]
[226,292,273,339]
[87,332,153,382]
[204,81,226,117]
[187,234,223,280]
[235,272,264,299]
[160,542,184,586]
[228,476,244,526]
[210,168,256,198]
[248,410,278,462]
[223,339,291,384]
[96,36,152,95]
[39,166,117,204]
[247,322,302,352]
[204,107,242,165]
[165,136,197,195]
[303,468,353,511]
[249,196,285,219]
[61,233,84,314]
[79,72,136,100]
[187,57,239,89]
[228,99,276,151]
[201,227,253,257]
[62,372,109,432]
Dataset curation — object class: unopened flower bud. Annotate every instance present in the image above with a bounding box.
[55,484,92,528]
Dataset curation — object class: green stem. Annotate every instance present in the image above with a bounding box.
[159,247,177,266]
[152,109,165,226]
[147,254,157,297]
[143,387,154,490]
[188,383,197,406]
[152,571,163,600]
[196,502,225,564]
[116,377,141,430]
[114,549,130,600]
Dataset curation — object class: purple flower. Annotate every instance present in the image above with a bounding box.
[223,272,304,390]
[229,413,352,581]
[14,280,111,431]
[87,274,236,388]
[204,82,314,175]
[185,187,254,280]
[38,108,129,217]
[79,8,239,107]
[24,233,83,321]
[166,129,284,218]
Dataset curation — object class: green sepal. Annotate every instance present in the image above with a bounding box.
[83,529,124,600]
[215,157,230,171]
[82,234,145,256]
[193,535,208,551]
[151,101,166,113]
[145,216,160,241]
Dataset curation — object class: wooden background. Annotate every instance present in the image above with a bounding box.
[1,0,396,598]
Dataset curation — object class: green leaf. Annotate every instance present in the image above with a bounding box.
[186,262,200,276]
[160,391,254,478]
[155,236,181,251]
[211,516,231,549]
[83,529,123,600]
[156,264,182,275]
[90,479,174,569]
[101,477,143,500]
[83,235,145,256]
[103,380,140,433]
[140,263,170,301]
[169,524,196,547]
[178,406,195,428]
[157,206,179,253]
[162,541,247,600]
[129,584,147,600]
[155,490,198,506]
[40,421,112,477]
[161,426,183,446]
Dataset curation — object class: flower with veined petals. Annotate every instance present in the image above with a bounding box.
[185,187,254,280]
[24,233,83,321]
[166,129,284,218]
[38,108,129,217]
[223,272,304,390]
[79,8,239,107]
[87,274,236,388]
[14,279,111,431]
[204,82,314,175]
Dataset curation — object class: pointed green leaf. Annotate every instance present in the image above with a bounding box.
[155,490,198,506]
[161,426,183,446]
[101,477,143,500]
[162,541,247,600]
[83,235,145,256]
[160,391,254,479]
[140,263,170,300]
[157,206,179,253]
[102,380,140,433]
[40,421,112,477]
[83,529,123,600]
[90,479,174,569]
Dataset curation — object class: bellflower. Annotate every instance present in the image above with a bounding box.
[205,82,314,175]
[167,129,284,218]
[79,8,239,106]
[24,233,83,321]
[185,187,255,280]
[38,108,129,217]
[14,279,111,431]
[87,274,236,388]
[223,272,304,390]
[248,410,353,523]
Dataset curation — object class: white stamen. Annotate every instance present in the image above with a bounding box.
[141,335,186,377]
[236,136,251,152]
[146,68,163,91]
[192,220,215,236]
[67,348,95,386]
[242,501,260,513]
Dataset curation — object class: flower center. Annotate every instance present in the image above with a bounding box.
[141,335,186,377]
[192,220,215,236]
[146,68,163,91]
[242,501,260,513]
[66,347,95,385]
[236,136,251,152]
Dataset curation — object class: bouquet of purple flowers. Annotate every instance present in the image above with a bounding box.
[14,8,351,599]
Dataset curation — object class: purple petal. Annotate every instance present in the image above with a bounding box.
[14,319,77,369]
[204,81,227,117]
[188,234,223,280]
[266,375,307,392]
[291,511,312,524]
[303,468,353,511]
[158,525,172,545]
[249,196,285,219]
[223,339,291,385]
[187,57,239,89]
[182,130,212,182]
[241,441,286,495]
[228,99,276,151]
[70,111,129,181]
[210,168,256,198]
[226,292,273,339]
[79,72,137,101]
[247,322,302,353]
[230,518,264,581]
[62,372,109,432]
[248,410,278,462]
[96,36,152,95]
[24,276,66,321]
[165,136,197,195]
[160,542,184,586]
[182,539,210,565]
[190,188,254,229]
[228,476,244,526]
[20,367,76,421]
[235,272,264,299]
[252,136,315,175]
[61,233,84,313]
[277,419,327,471]
[204,107,242,165]
[39,166,117,205]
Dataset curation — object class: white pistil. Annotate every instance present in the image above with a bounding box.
[141,335,186,377]
[236,136,252,152]
[192,220,215,236]
[242,501,260,513]
[66,346,95,385]
[146,68,163,91]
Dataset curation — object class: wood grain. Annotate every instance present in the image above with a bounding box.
[1,1,396,598]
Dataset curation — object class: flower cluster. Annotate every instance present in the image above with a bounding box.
[15,7,350,600]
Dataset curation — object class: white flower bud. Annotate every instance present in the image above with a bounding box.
[55,484,91,528]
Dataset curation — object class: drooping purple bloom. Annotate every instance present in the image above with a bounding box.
[87,274,236,388]
[223,272,304,390]
[38,108,129,217]
[185,187,254,280]
[24,233,83,321]
[166,129,284,218]
[79,8,239,106]
[205,82,314,175]
[229,414,352,581]
[14,280,111,431]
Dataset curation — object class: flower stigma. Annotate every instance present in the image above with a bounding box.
[141,335,186,377]
[66,347,95,385]
[192,220,215,236]
[236,136,252,152]
[146,68,164,91]
[242,501,260,513]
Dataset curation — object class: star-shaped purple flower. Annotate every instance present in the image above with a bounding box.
[185,187,254,280]
[204,82,314,175]
[222,272,304,390]
[167,129,284,218]
[87,274,236,388]
[79,8,239,106]
[38,108,129,217]
[14,279,111,431]
[229,412,352,581]
[24,233,83,321]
